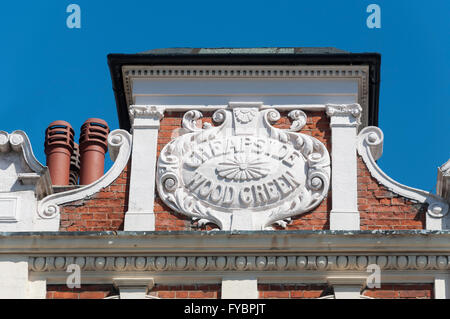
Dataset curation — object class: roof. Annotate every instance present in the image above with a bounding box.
[139,47,350,55]
[107,47,381,131]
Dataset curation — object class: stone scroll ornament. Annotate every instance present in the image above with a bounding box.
[156,104,330,230]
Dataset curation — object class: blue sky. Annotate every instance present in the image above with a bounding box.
[1,0,449,192]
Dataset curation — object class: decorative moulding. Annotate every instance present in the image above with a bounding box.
[128,104,329,114]
[122,65,370,126]
[0,130,52,199]
[29,254,450,273]
[437,160,450,202]
[37,129,132,221]
[0,131,45,173]
[0,130,54,231]
[156,102,330,230]
[129,105,164,124]
[325,103,363,125]
[357,126,449,229]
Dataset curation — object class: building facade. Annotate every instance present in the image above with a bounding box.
[0,48,449,299]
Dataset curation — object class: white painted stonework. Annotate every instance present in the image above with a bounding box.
[124,105,164,231]
[222,276,258,299]
[437,159,450,202]
[156,102,330,230]
[0,256,29,299]
[113,278,154,299]
[0,131,53,231]
[0,129,132,232]
[434,274,450,299]
[123,65,371,127]
[326,104,362,230]
[327,277,366,299]
[6,231,450,299]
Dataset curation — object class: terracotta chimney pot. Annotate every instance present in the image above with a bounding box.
[79,118,110,185]
[69,142,81,185]
[44,120,75,185]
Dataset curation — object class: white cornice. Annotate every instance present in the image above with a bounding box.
[2,231,450,254]
[0,231,449,285]
[12,232,450,286]
[36,129,132,223]
[122,65,370,126]
[357,126,449,230]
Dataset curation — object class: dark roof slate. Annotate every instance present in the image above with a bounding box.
[139,47,349,55]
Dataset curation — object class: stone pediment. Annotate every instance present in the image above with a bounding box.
[156,103,330,230]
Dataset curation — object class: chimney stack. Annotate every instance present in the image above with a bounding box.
[79,118,109,185]
[44,121,75,185]
[69,142,80,185]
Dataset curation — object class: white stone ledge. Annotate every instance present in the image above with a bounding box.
[2,230,450,254]
[2,231,449,292]
[30,270,439,286]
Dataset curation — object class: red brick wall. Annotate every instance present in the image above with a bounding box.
[155,112,214,231]
[257,284,433,299]
[60,111,426,232]
[59,162,130,231]
[258,284,330,299]
[45,283,435,299]
[155,113,193,230]
[362,284,433,299]
[46,285,117,299]
[273,112,331,230]
[358,157,427,230]
[148,284,221,299]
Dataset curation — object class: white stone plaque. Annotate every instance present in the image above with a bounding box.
[156,103,330,230]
